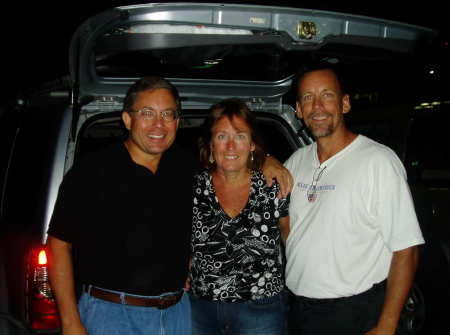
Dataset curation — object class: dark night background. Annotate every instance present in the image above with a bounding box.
[0,1,448,104]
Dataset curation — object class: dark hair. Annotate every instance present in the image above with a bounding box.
[123,76,181,113]
[295,61,348,100]
[199,98,266,171]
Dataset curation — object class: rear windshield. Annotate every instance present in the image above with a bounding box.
[94,38,443,107]
[96,43,296,82]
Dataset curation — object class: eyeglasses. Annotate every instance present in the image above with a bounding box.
[307,166,327,203]
[131,107,179,123]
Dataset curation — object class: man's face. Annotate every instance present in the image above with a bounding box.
[296,69,350,139]
[122,88,179,159]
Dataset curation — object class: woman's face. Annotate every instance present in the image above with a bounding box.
[211,115,255,174]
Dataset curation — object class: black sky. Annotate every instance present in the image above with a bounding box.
[1,1,447,104]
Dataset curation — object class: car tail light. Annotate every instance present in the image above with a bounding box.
[26,246,61,330]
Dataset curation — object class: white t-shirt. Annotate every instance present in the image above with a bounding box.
[284,135,424,298]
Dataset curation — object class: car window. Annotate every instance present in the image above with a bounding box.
[96,43,298,82]
[0,107,61,226]
[0,108,19,218]
[406,110,450,188]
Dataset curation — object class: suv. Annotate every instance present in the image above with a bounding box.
[0,3,442,334]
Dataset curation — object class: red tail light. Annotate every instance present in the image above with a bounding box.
[38,250,47,265]
[26,246,61,330]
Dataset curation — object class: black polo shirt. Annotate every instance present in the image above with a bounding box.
[48,142,198,295]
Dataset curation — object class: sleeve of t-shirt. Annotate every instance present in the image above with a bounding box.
[372,150,425,251]
[46,164,93,244]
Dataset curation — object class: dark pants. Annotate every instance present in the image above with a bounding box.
[289,281,386,335]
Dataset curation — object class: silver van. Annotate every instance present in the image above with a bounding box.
[0,3,444,334]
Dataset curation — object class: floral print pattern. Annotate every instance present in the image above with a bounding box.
[190,170,289,302]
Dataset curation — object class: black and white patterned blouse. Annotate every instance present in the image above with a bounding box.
[190,169,289,302]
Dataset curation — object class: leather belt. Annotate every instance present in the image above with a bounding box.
[85,286,183,309]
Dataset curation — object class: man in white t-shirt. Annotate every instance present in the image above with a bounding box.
[284,63,424,335]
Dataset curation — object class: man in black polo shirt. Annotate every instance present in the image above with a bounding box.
[47,76,196,335]
[47,76,292,335]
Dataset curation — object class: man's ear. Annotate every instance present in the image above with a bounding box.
[295,101,304,119]
[122,111,131,130]
[342,94,351,114]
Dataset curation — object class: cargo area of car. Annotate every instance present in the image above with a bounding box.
[75,109,302,166]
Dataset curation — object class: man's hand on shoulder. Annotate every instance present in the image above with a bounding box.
[262,155,293,198]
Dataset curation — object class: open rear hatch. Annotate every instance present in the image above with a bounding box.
[69,2,436,109]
